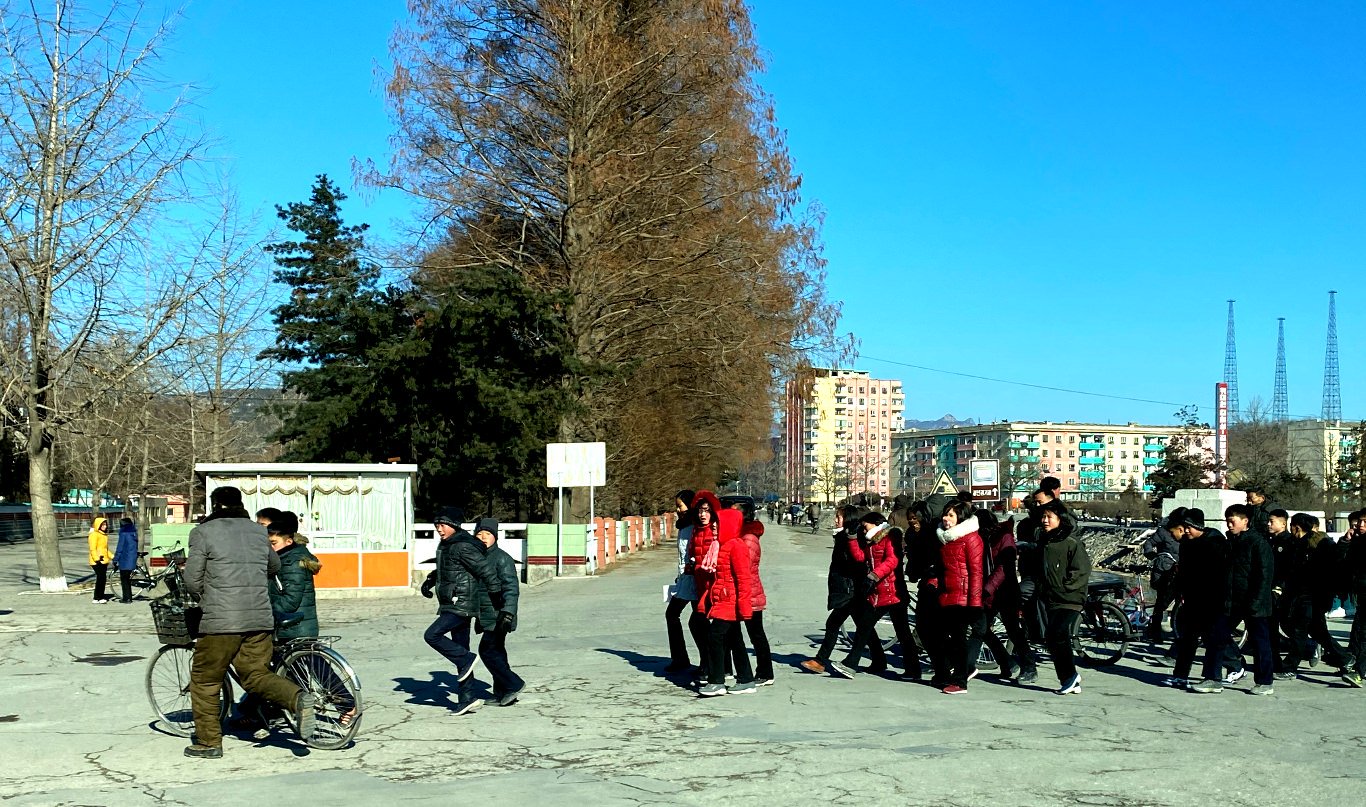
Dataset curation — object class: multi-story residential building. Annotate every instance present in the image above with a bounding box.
[1287,419,1360,490]
[784,369,905,503]
[890,420,1216,504]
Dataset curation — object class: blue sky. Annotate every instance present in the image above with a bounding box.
[159,1,1366,426]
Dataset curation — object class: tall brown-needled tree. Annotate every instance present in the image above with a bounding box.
[367,0,843,509]
[0,2,210,590]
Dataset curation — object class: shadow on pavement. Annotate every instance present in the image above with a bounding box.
[394,671,458,705]
[593,648,696,691]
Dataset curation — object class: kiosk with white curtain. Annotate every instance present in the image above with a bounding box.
[196,463,418,592]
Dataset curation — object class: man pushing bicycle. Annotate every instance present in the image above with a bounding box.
[182,485,316,759]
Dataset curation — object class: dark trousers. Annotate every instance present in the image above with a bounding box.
[968,602,1035,675]
[424,612,475,702]
[743,611,773,680]
[665,596,695,667]
[940,605,975,687]
[1241,616,1275,685]
[118,570,133,602]
[1149,585,1176,639]
[706,618,753,685]
[1046,609,1082,685]
[91,563,108,601]
[191,631,300,748]
[917,588,947,679]
[688,609,713,672]
[477,625,524,697]
[1171,607,1230,682]
[1347,592,1366,674]
[886,598,922,675]
[842,603,889,669]
[1283,595,1346,670]
[814,601,857,662]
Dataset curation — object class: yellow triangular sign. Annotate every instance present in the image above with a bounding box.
[930,470,958,495]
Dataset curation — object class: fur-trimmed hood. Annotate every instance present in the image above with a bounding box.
[938,515,980,545]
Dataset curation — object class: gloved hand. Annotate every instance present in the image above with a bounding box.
[491,591,506,611]
[420,574,435,599]
[865,572,881,589]
[496,611,516,633]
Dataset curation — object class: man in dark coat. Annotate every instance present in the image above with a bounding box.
[473,518,525,706]
[800,504,869,674]
[1167,509,1234,693]
[1223,504,1276,694]
[183,486,313,758]
[1341,511,1366,687]
[1244,486,1277,538]
[421,509,504,715]
[1142,508,1185,643]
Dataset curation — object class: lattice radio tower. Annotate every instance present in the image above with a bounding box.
[1224,299,1240,422]
[1323,290,1342,422]
[1272,317,1288,422]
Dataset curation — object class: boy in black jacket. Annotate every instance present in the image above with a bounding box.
[1167,509,1233,693]
[1223,504,1276,695]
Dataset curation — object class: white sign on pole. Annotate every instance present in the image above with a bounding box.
[546,442,606,577]
[969,459,1000,501]
[546,442,606,488]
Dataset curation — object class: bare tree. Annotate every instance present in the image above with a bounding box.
[0,2,210,590]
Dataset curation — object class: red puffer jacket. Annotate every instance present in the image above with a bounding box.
[848,530,901,608]
[937,515,984,609]
[700,519,753,621]
[741,521,766,612]
[688,490,725,592]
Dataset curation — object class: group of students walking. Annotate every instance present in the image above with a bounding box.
[664,490,774,696]
[662,481,1094,697]
[800,485,1091,696]
[1150,500,1366,694]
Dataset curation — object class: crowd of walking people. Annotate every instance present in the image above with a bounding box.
[663,478,1366,698]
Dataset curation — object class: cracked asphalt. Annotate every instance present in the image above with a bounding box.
[1,524,1363,806]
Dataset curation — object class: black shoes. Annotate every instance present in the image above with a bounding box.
[498,684,524,706]
[452,698,482,716]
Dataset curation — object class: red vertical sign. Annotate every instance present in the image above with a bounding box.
[1215,382,1229,489]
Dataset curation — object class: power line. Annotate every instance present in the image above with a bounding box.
[858,354,1192,408]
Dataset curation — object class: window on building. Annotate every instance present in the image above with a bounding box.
[1069,464,1075,472]
[1043,449,1050,457]
[1121,436,1128,444]
[1120,451,1127,459]
[1054,435,1062,443]
[1068,450,1075,458]
[1068,435,1075,443]
[1108,436,1115,444]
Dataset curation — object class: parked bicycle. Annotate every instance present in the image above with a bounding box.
[143,553,362,750]
[1072,572,1134,666]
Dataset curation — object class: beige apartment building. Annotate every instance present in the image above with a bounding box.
[890,420,1216,504]
[1287,419,1360,490]
[784,369,905,503]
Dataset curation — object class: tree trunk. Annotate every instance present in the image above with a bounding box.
[28,435,67,592]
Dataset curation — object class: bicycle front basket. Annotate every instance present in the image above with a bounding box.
[150,599,201,646]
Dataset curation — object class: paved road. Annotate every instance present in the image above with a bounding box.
[1,525,1363,806]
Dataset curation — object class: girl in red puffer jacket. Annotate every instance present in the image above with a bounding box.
[826,512,901,680]
[739,505,773,686]
[693,491,756,696]
[936,499,984,694]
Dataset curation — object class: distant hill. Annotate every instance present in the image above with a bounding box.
[902,414,976,430]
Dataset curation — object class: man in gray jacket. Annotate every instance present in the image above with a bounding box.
[183,486,314,758]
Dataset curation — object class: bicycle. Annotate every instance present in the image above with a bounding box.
[1072,572,1133,666]
[143,556,362,750]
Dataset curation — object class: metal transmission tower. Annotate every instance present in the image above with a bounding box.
[1272,318,1288,422]
[1224,300,1240,422]
[1323,290,1342,422]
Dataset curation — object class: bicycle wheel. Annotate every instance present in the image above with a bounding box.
[280,647,362,750]
[1076,602,1130,666]
[145,645,231,737]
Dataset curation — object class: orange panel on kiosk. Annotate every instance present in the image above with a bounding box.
[315,552,360,588]
[362,552,410,587]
